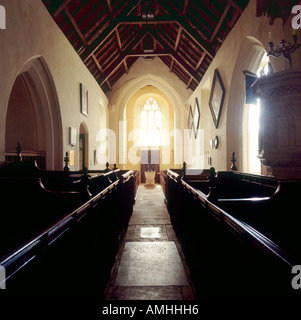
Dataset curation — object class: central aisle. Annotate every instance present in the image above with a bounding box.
[105,184,195,300]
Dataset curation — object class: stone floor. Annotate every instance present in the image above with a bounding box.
[105,184,195,300]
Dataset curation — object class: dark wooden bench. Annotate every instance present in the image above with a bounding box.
[163,169,300,300]
[0,164,138,298]
[183,169,279,199]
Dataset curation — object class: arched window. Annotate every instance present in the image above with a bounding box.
[246,54,270,174]
[141,97,161,146]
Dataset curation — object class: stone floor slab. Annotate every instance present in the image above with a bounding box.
[140,227,163,238]
[115,241,189,286]
[106,286,184,300]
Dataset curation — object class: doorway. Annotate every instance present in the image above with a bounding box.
[79,122,89,171]
[79,134,86,170]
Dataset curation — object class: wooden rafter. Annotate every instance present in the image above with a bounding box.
[42,0,249,92]
[183,0,190,15]
[81,0,140,61]
[148,29,201,83]
[53,0,72,17]
[210,2,231,43]
[106,0,114,18]
[115,28,123,51]
[161,2,215,58]
[227,0,243,13]
[174,25,183,51]
[82,10,215,61]
[92,54,103,73]
[123,59,129,73]
[64,8,87,45]
[98,29,147,86]
[186,76,193,89]
[106,79,112,90]
[195,51,207,71]
[169,58,175,72]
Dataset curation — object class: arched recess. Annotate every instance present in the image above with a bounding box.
[79,122,89,170]
[226,37,266,171]
[115,74,183,166]
[5,56,63,170]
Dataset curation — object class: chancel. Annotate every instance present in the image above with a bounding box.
[1,0,301,301]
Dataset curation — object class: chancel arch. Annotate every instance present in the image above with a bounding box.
[124,86,175,182]
[5,56,63,170]
[226,36,267,172]
[114,74,183,169]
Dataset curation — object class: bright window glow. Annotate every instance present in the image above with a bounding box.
[247,54,270,174]
[248,100,261,173]
[140,97,162,146]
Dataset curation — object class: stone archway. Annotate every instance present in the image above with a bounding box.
[226,37,266,171]
[5,56,63,170]
[114,74,183,167]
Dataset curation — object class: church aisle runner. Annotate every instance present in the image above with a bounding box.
[105,184,195,300]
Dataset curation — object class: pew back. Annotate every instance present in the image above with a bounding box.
[0,163,138,298]
[162,169,299,299]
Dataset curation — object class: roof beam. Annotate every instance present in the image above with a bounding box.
[127,50,170,57]
[92,54,104,73]
[106,0,114,18]
[115,28,123,51]
[162,1,215,58]
[106,79,112,90]
[123,60,129,74]
[210,2,231,43]
[64,8,87,45]
[186,76,193,89]
[81,9,216,62]
[227,0,243,14]
[81,19,118,62]
[53,0,72,17]
[174,25,183,51]
[148,29,201,83]
[118,16,178,25]
[169,58,175,72]
[195,51,206,71]
[155,0,160,15]
[81,0,140,62]
[183,0,190,15]
[98,28,147,86]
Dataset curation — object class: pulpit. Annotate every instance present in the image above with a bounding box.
[252,71,301,179]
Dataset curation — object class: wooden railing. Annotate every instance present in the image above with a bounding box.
[0,161,138,297]
[162,169,299,299]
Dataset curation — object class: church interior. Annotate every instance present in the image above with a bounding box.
[1,0,301,301]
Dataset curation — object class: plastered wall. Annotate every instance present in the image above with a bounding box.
[187,0,301,172]
[0,0,108,170]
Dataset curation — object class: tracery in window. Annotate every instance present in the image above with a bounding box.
[141,97,161,146]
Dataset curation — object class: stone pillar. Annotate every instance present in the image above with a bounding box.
[252,71,301,179]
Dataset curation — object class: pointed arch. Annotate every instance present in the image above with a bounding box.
[226,37,266,171]
[5,56,63,169]
[114,74,183,166]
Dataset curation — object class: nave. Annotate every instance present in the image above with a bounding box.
[105,184,195,300]
[1,159,301,301]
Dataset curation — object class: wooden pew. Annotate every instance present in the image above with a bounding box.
[164,169,299,299]
[0,165,137,298]
[185,169,279,199]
